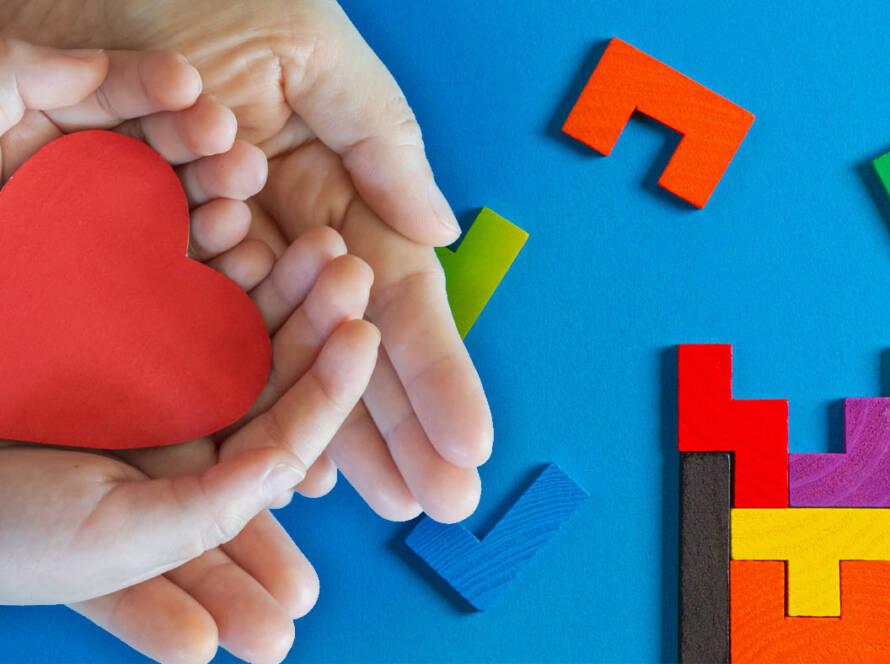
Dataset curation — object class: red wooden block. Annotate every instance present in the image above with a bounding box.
[678,344,788,507]
[731,560,890,663]
[0,130,270,449]
[562,38,754,208]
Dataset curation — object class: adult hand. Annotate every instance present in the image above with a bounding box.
[0,0,495,523]
[0,38,380,664]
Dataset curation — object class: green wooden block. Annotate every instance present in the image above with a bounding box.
[873,152,890,199]
[435,207,528,339]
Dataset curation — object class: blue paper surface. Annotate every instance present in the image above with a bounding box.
[6,1,890,662]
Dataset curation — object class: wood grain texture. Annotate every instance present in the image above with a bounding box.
[790,398,890,506]
[405,464,588,610]
[678,344,788,507]
[562,37,754,207]
[679,453,730,664]
[731,507,890,616]
[731,560,890,663]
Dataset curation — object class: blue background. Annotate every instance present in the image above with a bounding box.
[5,1,890,662]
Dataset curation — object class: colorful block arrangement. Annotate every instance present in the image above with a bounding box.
[678,345,890,662]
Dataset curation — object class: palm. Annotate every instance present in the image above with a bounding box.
[4,0,494,523]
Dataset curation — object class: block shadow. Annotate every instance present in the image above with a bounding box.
[826,399,846,453]
[546,40,694,212]
[546,38,612,157]
[857,147,890,248]
[880,349,890,397]
[659,346,679,664]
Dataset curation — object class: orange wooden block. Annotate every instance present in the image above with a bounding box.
[562,38,754,208]
[731,560,890,663]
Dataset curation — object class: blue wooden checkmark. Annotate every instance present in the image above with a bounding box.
[405,463,588,610]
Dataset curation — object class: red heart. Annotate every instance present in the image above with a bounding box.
[0,130,270,449]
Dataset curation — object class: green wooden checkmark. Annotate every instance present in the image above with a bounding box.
[435,207,528,339]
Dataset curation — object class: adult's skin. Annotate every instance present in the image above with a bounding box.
[0,39,388,664]
[0,0,495,523]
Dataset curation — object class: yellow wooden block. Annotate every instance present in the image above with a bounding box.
[731,508,890,617]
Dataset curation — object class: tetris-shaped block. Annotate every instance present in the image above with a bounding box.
[405,464,587,610]
[679,453,731,664]
[732,507,890,616]
[731,560,890,663]
[678,344,788,507]
[562,38,754,207]
[790,398,890,506]
[436,207,528,339]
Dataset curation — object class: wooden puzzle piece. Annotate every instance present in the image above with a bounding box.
[731,560,890,663]
[436,207,528,339]
[405,464,587,610]
[790,398,890,506]
[679,453,730,664]
[731,507,890,616]
[678,344,788,507]
[562,38,754,208]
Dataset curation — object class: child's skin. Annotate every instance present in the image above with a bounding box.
[0,1,496,662]
[0,42,380,664]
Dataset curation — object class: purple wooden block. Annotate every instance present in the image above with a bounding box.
[790,398,890,506]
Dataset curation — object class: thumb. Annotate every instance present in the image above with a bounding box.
[70,447,302,602]
[0,39,108,135]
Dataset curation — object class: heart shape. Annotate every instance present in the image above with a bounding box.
[0,130,270,449]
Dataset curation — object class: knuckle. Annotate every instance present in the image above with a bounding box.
[203,511,247,548]
[382,95,423,146]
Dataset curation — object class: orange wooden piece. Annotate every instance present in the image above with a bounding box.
[562,38,754,208]
[731,560,890,663]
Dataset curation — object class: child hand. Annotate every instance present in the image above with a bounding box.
[1,0,495,525]
[69,227,379,664]
[0,40,380,664]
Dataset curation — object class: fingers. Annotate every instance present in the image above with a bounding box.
[363,349,481,523]
[47,49,200,130]
[269,453,337,508]
[165,549,295,664]
[261,149,493,468]
[189,199,252,261]
[294,453,338,499]
[133,94,237,165]
[250,225,347,333]
[179,140,268,207]
[277,1,460,244]
[222,511,319,619]
[367,252,493,468]
[65,447,307,600]
[326,404,422,522]
[220,319,380,473]
[206,239,275,290]
[245,253,373,420]
[0,39,108,135]
[70,577,218,664]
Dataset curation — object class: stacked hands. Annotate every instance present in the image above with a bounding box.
[0,2,492,663]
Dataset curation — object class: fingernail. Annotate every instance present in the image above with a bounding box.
[263,463,303,501]
[67,48,105,61]
[428,183,461,237]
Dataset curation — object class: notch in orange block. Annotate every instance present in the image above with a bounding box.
[731,560,890,663]
[563,38,754,208]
